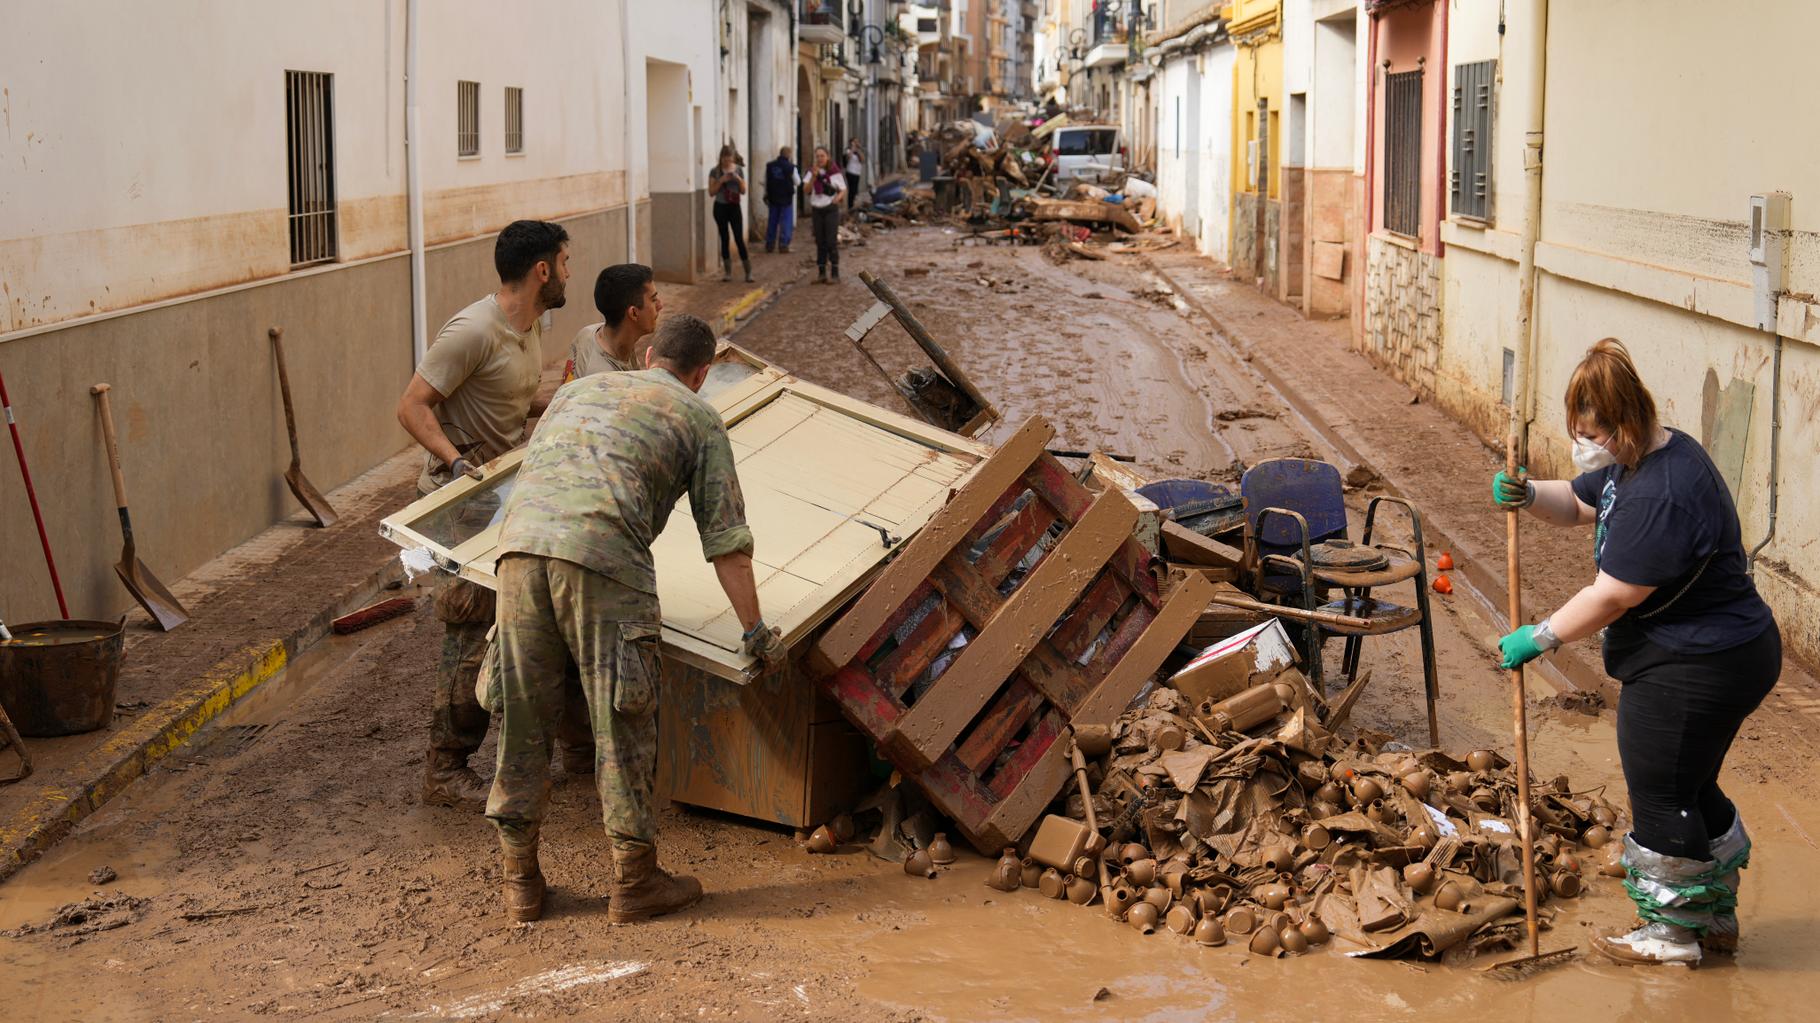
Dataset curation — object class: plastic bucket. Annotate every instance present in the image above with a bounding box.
[0,618,125,736]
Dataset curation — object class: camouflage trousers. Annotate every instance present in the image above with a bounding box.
[486,554,662,852]
[431,574,593,760]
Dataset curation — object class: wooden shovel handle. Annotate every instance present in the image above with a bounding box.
[269,327,303,468]
[1506,430,1542,958]
[90,384,130,511]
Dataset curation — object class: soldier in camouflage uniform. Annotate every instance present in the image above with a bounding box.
[486,313,786,924]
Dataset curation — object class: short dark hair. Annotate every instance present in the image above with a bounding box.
[649,314,717,373]
[494,220,569,283]
[595,264,654,327]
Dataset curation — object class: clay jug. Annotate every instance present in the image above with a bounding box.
[1599,843,1626,878]
[1127,901,1159,934]
[1298,915,1330,945]
[1467,749,1496,773]
[1066,874,1097,905]
[1143,886,1172,912]
[1403,862,1436,895]
[1302,823,1332,851]
[1225,907,1258,935]
[1434,880,1465,911]
[1401,771,1432,799]
[1260,884,1291,911]
[830,813,856,843]
[988,847,1022,891]
[1039,867,1067,900]
[805,825,837,854]
[1021,857,1042,889]
[1551,871,1583,898]
[1120,842,1149,864]
[1126,858,1158,886]
[1248,926,1282,956]
[1350,776,1384,805]
[1582,825,1611,849]
[928,832,955,865]
[1194,916,1227,946]
[1279,925,1309,955]
[1166,904,1197,935]
[905,849,937,878]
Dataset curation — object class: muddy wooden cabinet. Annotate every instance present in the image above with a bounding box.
[380,345,988,828]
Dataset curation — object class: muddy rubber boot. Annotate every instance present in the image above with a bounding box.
[421,750,489,810]
[816,266,826,284]
[1595,833,1713,967]
[1595,920,1703,966]
[743,258,753,283]
[608,841,703,922]
[830,264,840,283]
[501,841,545,923]
[720,256,732,282]
[560,744,596,777]
[1703,813,1751,954]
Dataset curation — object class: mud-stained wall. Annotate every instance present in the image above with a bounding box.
[0,207,632,626]
[1301,167,1353,318]
[1269,186,1293,300]
[1363,234,1441,396]
[1232,193,1263,281]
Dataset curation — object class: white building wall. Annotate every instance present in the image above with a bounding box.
[1152,41,1233,262]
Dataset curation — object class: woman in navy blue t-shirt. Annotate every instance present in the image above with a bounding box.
[1492,338,1779,967]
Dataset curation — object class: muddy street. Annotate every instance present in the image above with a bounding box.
[4,229,1820,1022]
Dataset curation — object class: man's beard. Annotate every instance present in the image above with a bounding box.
[538,275,566,310]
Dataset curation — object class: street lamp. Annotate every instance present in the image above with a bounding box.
[1068,27,1088,61]
[860,24,884,65]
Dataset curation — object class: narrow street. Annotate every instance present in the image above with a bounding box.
[4,228,1818,1021]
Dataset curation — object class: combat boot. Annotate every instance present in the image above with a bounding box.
[608,841,703,922]
[501,840,545,923]
[421,750,489,810]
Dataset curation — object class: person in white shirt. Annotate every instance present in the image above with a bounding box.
[804,146,847,284]
[843,139,864,210]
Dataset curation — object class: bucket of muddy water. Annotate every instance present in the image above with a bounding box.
[0,619,125,736]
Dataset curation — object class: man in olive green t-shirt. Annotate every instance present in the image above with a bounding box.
[395,219,572,810]
[563,263,663,383]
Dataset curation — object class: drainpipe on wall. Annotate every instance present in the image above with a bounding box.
[1509,0,1547,466]
[1358,16,1379,350]
[1747,332,1783,573]
[622,0,638,261]
[405,0,428,366]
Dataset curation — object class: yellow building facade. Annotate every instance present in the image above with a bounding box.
[1226,1,1285,291]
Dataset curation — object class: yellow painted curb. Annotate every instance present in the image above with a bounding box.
[0,640,288,881]
[719,286,770,332]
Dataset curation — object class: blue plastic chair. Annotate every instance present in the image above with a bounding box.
[1239,458,1440,745]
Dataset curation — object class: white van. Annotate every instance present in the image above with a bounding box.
[1051,125,1125,184]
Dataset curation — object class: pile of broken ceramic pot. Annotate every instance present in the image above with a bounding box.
[982,683,1626,961]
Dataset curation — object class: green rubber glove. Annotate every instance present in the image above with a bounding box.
[1499,625,1546,670]
[1492,468,1533,509]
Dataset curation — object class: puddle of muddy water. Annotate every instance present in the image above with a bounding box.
[0,630,380,935]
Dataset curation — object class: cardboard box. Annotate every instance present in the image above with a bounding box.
[1166,620,1297,708]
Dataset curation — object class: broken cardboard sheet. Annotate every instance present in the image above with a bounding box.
[1167,620,1296,707]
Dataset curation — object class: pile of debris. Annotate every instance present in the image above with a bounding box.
[977,661,1623,961]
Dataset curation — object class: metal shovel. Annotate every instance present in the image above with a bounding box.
[269,327,338,527]
[91,384,189,631]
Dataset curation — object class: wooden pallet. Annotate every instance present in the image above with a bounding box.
[808,416,1216,853]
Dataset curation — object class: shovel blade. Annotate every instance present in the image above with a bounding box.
[285,467,339,528]
[115,558,189,631]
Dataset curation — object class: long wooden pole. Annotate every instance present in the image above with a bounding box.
[1507,434,1542,958]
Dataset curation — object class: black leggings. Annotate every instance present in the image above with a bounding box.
[812,205,841,271]
[713,201,748,263]
[1609,622,1781,859]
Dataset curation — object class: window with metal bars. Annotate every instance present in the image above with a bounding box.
[504,86,524,155]
[285,70,338,268]
[457,80,480,157]
[1450,60,1493,220]
[1384,69,1422,238]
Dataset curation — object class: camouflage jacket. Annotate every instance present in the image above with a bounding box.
[496,368,753,593]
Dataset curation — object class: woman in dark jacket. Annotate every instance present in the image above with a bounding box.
[708,145,751,282]
[1494,338,1780,966]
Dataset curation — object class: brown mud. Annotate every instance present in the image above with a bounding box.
[3,229,1819,1021]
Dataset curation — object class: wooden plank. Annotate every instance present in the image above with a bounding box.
[875,599,968,697]
[969,496,1055,583]
[926,557,1094,710]
[860,271,999,429]
[1161,520,1245,569]
[1074,570,1217,725]
[890,489,1139,770]
[1048,570,1125,661]
[856,581,939,664]
[825,664,907,736]
[809,416,1056,678]
[844,300,894,343]
[988,707,1066,800]
[953,677,1044,776]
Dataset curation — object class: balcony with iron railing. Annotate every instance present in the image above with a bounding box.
[800,1,847,44]
[1084,2,1130,68]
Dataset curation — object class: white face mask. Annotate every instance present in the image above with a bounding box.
[1572,435,1618,473]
